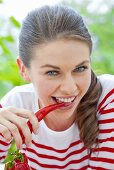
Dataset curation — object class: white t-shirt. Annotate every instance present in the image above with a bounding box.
[0,74,114,170]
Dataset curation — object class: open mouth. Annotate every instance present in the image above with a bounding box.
[52,96,76,105]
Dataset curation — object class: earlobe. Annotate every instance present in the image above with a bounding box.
[16,58,31,82]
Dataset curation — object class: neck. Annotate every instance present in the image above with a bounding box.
[44,115,75,131]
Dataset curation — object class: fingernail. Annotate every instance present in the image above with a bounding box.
[27,142,32,147]
[19,145,23,150]
[35,129,39,135]
[17,144,22,150]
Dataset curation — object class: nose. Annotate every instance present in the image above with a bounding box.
[60,75,78,95]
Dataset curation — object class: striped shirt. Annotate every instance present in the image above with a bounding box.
[0,74,114,169]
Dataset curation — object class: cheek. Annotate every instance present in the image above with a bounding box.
[34,79,57,98]
[83,73,91,93]
[79,72,91,94]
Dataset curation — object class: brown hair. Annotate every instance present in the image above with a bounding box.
[19,5,92,67]
[19,5,102,148]
[76,70,102,148]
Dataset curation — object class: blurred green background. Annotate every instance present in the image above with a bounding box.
[0,0,114,162]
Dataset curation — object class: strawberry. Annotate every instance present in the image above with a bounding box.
[4,150,30,170]
[3,103,66,170]
[4,161,15,170]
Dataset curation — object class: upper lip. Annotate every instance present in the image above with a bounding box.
[52,96,77,103]
[52,95,77,98]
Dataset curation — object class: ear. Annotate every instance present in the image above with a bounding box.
[16,58,31,82]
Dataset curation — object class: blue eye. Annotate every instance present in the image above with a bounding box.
[46,70,59,76]
[74,66,88,72]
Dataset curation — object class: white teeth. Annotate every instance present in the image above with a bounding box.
[55,97,75,103]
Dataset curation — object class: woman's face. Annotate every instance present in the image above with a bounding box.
[18,39,91,124]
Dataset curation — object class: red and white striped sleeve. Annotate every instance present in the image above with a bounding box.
[0,89,17,163]
[0,84,35,163]
[88,87,114,170]
[0,104,12,162]
[0,133,12,162]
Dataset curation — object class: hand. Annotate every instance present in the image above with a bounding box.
[0,107,39,148]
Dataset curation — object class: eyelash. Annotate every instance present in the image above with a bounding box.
[46,70,59,76]
[46,66,88,77]
[74,66,88,72]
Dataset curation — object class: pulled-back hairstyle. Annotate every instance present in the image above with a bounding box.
[19,5,102,148]
[19,5,92,67]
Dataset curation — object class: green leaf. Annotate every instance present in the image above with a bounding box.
[0,42,11,56]
[4,141,17,163]
[0,0,3,3]
[9,16,21,28]
[5,161,14,170]
[0,61,25,86]
[4,35,14,42]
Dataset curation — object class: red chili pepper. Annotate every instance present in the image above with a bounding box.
[4,150,30,170]
[2,103,66,170]
[0,103,65,143]
[21,102,65,143]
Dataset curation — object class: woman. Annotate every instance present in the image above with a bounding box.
[0,5,114,170]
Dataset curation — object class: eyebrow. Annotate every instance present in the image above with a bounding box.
[40,60,90,69]
[40,64,60,70]
[76,60,90,67]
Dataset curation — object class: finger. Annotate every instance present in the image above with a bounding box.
[0,108,32,147]
[27,114,39,134]
[7,107,33,118]
[7,107,39,134]
[0,124,12,142]
[0,119,22,149]
[6,114,32,146]
[9,123,23,149]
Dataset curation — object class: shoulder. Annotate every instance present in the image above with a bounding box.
[97,74,114,108]
[97,74,114,139]
[10,83,34,93]
[98,74,114,91]
[97,74,114,120]
[0,83,35,108]
[1,83,34,99]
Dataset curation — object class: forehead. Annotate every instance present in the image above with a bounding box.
[34,38,89,56]
[31,39,90,67]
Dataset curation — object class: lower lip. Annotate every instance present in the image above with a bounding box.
[57,99,76,110]
[60,102,75,110]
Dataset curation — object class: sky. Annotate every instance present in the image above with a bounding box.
[0,0,61,20]
[0,0,113,21]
